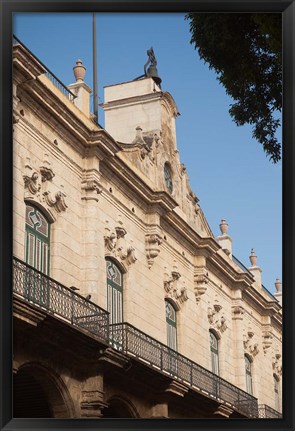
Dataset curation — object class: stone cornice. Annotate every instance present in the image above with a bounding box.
[101,157,178,215]
[163,211,221,256]
[13,44,46,82]
[207,253,254,291]
[17,78,121,160]
[243,288,282,325]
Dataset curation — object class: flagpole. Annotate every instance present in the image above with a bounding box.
[93,13,98,123]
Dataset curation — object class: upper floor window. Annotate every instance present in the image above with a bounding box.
[245,355,253,395]
[165,300,177,351]
[210,331,219,375]
[25,204,50,275]
[106,259,123,325]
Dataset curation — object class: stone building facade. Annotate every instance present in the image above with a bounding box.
[12,39,282,419]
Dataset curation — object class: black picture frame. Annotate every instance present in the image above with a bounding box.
[1,1,294,430]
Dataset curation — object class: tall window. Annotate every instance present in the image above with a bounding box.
[25,204,50,274]
[245,355,253,395]
[274,376,280,411]
[165,300,177,351]
[106,259,123,325]
[210,331,219,375]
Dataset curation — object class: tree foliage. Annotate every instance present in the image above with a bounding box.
[186,13,282,162]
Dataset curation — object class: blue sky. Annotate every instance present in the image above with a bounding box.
[13,13,282,293]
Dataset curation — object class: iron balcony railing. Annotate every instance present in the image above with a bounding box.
[13,258,109,344]
[109,322,259,418]
[13,35,77,102]
[258,404,282,418]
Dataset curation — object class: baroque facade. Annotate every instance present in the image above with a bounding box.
[12,39,282,419]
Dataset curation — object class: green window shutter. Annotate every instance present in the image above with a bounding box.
[25,205,50,275]
[166,301,177,351]
[210,332,219,375]
[106,259,123,325]
[245,355,253,395]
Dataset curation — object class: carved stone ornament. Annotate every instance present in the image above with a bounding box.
[231,305,245,319]
[81,169,102,202]
[272,352,282,376]
[23,172,40,195]
[43,190,68,213]
[146,233,162,268]
[194,267,209,302]
[104,224,137,266]
[23,157,67,218]
[164,270,188,307]
[243,330,259,357]
[262,330,273,353]
[207,300,227,334]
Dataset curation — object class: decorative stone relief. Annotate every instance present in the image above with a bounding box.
[81,169,102,202]
[207,299,227,333]
[43,190,67,213]
[131,126,158,163]
[23,156,67,219]
[272,352,282,377]
[145,232,162,268]
[262,330,273,353]
[163,269,188,307]
[231,305,245,319]
[243,329,259,357]
[104,220,137,266]
[194,267,209,302]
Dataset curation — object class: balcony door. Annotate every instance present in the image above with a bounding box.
[245,355,253,395]
[25,204,50,307]
[25,204,50,274]
[165,300,177,375]
[107,259,123,350]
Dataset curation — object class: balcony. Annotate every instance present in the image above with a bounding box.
[13,258,259,418]
[258,404,282,418]
[13,258,109,344]
[110,323,259,418]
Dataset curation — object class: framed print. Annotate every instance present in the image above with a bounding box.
[1,1,294,431]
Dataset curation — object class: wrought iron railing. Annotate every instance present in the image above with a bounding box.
[109,322,259,418]
[13,258,109,343]
[258,404,282,418]
[13,35,76,102]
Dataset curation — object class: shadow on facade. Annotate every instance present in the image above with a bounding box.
[13,363,73,418]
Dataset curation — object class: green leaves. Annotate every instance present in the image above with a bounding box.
[186,13,282,162]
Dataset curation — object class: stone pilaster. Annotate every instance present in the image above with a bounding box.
[80,374,107,418]
[231,302,246,390]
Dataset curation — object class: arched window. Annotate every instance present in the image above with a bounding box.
[165,300,177,351]
[245,355,253,395]
[106,259,123,325]
[210,331,219,375]
[274,375,280,411]
[25,204,50,275]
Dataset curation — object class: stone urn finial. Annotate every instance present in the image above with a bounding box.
[219,219,228,235]
[275,278,282,292]
[249,248,257,267]
[73,59,86,82]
